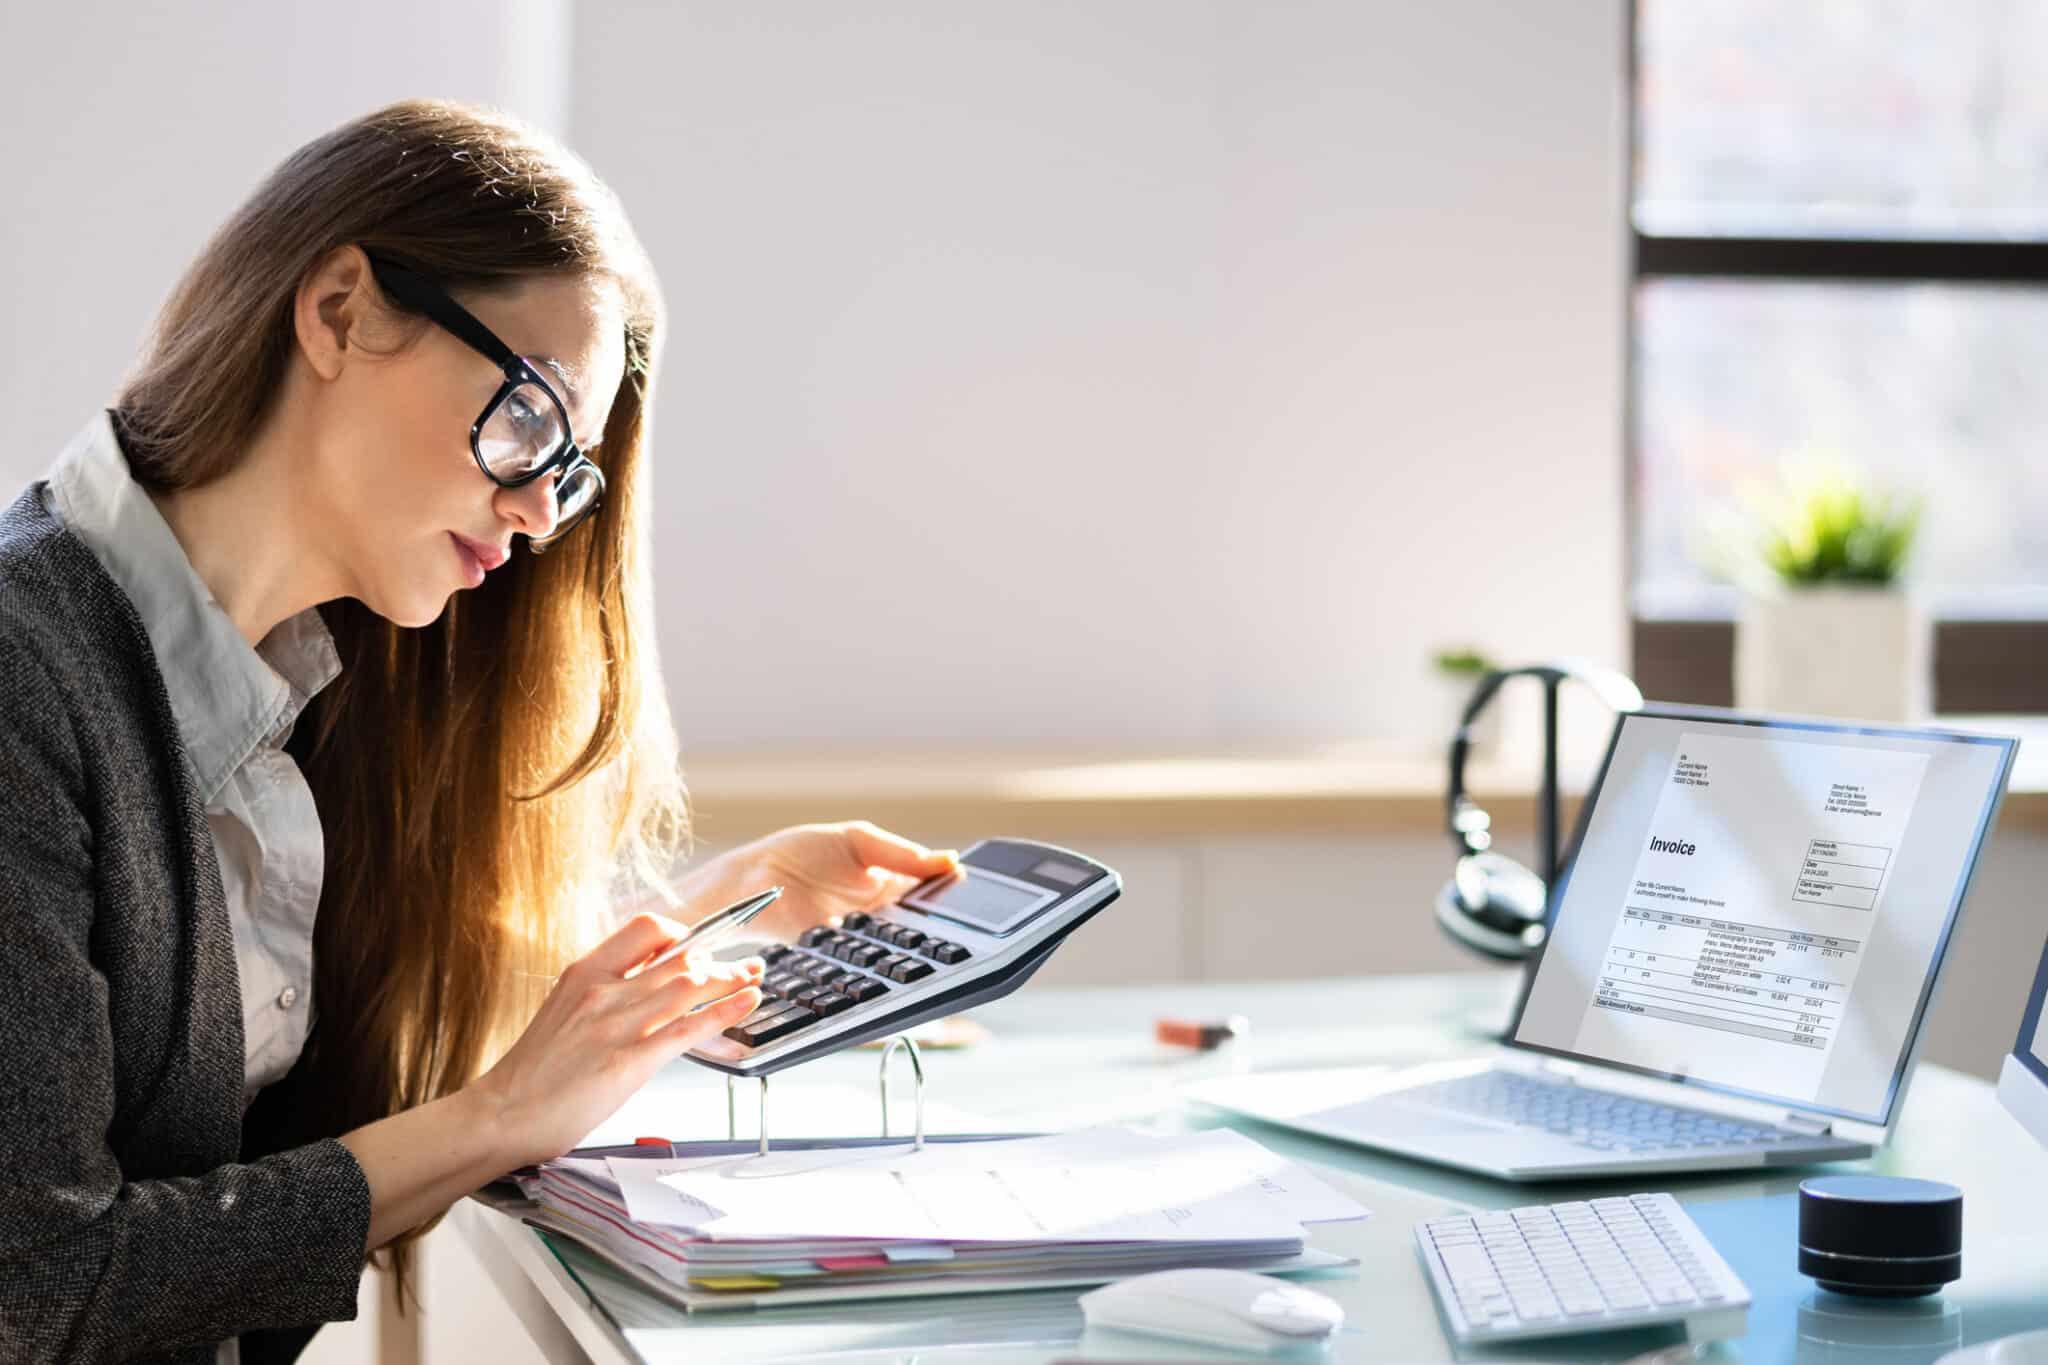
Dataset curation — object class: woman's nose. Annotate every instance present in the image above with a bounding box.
[497,471,560,542]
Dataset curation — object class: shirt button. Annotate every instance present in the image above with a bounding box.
[277,987,299,1009]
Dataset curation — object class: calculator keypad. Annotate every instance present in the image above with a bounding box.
[724,916,974,1049]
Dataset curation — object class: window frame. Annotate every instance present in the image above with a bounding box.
[1625,0,2048,714]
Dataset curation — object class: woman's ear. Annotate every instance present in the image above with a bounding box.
[294,244,377,382]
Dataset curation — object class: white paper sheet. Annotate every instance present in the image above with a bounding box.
[626,1126,1368,1244]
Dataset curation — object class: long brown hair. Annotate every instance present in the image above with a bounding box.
[113,99,689,1298]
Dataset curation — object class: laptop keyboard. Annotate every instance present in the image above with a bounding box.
[1403,1071,1787,1153]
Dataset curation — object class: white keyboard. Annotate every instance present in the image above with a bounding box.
[1415,1193,1751,1344]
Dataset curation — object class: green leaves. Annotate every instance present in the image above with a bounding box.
[1699,457,1922,591]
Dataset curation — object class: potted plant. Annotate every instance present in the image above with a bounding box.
[1705,458,1926,722]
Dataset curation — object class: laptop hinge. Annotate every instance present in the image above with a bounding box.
[1780,1111,1833,1136]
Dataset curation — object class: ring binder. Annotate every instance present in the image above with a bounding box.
[721,1033,926,1154]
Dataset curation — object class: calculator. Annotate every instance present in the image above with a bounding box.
[686,838,1121,1077]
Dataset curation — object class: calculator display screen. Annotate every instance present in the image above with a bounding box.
[908,869,1056,935]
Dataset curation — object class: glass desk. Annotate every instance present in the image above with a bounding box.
[452,972,2048,1364]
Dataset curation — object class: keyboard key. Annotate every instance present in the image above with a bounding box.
[888,959,936,983]
[811,991,853,1016]
[761,944,792,963]
[890,928,926,950]
[844,976,889,1003]
[851,944,888,968]
[723,1006,818,1046]
[799,926,833,947]
[843,912,872,931]
[928,941,972,964]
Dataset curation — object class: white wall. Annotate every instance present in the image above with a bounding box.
[0,0,570,488]
[569,0,1630,752]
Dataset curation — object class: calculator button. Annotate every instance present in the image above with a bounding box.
[868,924,902,946]
[851,945,888,968]
[761,944,792,963]
[843,912,872,931]
[795,985,829,1006]
[889,928,926,950]
[799,927,833,948]
[876,953,911,974]
[723,1005,816,1046]
[925,940,970,964]
[888,959,935,983]
[811,991,853,1016]
[762,973,803,999]
[844,976,889,1003]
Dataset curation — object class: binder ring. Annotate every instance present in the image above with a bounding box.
[878,1035,926,1151]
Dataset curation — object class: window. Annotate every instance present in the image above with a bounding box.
[1628,0,2048,713]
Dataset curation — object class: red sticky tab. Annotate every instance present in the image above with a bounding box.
[634,1136,672,1147]
[816,1254,890,1271]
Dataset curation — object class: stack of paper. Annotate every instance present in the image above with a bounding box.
[508,1126,1366,1311]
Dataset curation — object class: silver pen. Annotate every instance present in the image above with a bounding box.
[676,885,784,956]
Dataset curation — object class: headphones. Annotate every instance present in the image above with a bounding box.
[1436,660,1644,961]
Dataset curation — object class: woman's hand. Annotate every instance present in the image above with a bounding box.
[661,821,958,945]
[467,913,764,1168]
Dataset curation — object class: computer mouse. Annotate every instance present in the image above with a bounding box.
[1078,1268,1345,1354]
[1937,1330,2048,1365]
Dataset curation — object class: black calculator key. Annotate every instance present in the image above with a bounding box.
[876,953,911,974]
[761,944,793,964]
[797,960,836,983]
[852,944,888,968]
[763,973,803,999]
[887,959,935,983]
[844,976,889,1003]
[799,927,833,948]
[812,991,853,1016]
[843,912,872,931]
[795,985,829,1006]
[928,941,970,965]
[833,940,864,963]
[890,928,926,950]
[723,1005,817,1046]
[864,924,897,946]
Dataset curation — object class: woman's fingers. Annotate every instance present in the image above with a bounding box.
[579,910,689,977]
[843,821,958,880]
[638,983,763,1054]
[616,954,764,1035]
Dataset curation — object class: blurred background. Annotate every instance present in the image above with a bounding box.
[8,1,2048,1355]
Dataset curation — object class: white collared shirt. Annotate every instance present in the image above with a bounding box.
[41,411,340,1118]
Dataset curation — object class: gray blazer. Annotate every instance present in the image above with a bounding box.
[0,484,371,1362]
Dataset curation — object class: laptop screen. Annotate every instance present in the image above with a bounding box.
[1509,709,2016,1127]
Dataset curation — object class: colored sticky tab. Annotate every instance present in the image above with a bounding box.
[816,1254,890,1271]
[692,1274,781,1291]
[882,1244,956,1263]
[633,1136,672,1147]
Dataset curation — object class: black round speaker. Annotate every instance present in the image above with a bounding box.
[1798,1175,1962,1298]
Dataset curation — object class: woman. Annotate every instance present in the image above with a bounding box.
[0,99,955,1363]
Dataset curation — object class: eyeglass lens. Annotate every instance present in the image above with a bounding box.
[477,381,571,481]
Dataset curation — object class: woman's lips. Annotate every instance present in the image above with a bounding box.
[450,532,489,587]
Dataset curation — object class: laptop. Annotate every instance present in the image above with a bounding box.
[1190,704,2019,1181]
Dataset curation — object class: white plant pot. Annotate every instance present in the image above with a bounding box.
[1734,586,1930,723]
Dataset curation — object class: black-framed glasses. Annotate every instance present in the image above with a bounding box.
[363,250,604,554]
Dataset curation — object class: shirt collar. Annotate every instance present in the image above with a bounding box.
[44,410,342,802]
